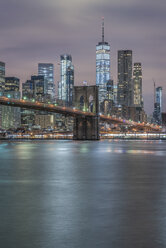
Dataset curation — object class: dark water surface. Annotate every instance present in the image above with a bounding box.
[0,140,166,248]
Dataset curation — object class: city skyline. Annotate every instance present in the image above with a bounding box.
[0,0,165,114]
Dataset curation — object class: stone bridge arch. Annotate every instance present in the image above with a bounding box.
[73,85,99,140]
[73,85,99,114]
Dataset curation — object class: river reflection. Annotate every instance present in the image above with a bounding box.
[0,140,166,248]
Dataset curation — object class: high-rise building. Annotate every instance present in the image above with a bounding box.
[22,80,35,100]
[113,85,118,106]
[21,75,49,129]
[153,86,162,125]
[0,62,5,92]
[0,62,5,128]
[21,80,36,129]
[60,54,74,104]
[66,65,74,106]
[106,80,114,101]
[38,63,55,99]
[5,77,20,92]
[58,81,62,100]
[133,63,143,107]
[117,50,132,106]
[31,75,47,101]
[1,77,21,129]
[96,18,110,107]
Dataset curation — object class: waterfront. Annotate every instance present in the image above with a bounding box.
[1,140,166,248]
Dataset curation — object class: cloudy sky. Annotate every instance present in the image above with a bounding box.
[0,0,166,113]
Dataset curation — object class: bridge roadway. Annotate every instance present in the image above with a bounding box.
[0,96,160,131]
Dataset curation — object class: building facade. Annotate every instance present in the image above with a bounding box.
[0,62,5,128]
[0,62,5,92]
[66,65,74,106]
[1,77,21,129]
[5,77,20,92]
[117,50,132,107]
[21,80,36,129]
[38,63,55,99]
[35,114,54,129]
[22,80,35,100]
[31,75,47,102]
[133,63,143,107]
[106,79,114,101]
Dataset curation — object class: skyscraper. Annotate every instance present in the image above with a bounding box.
[22,80,35,100]
[38,63,55,99]
[117,50,132,106]
[0,62,5,128]
[133,63,143,107]
[60,54,74,104]
[31,75,47,101]
[21,80,35,129]
[0,62,5,93]
[5,77,20,92]
[96,18,110,107]
[106,79,114,101]
[2,77,21,129]
[153,86,162,125]
[66,65,74,106]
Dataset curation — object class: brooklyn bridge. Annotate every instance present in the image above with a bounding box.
[0,86,160,140]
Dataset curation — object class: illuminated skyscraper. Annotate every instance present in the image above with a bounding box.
[0,62,5,128]
[0,62,5,93]
[21,80,35,129]
[96,18,110,107]
[60,54,74,104]
[133,63,143,107]
[153,86,162,125]
[38,63,55,99]
[106,80,114,101]
[2,77,21,129]
[66,65,74,106]
[22,80,35,100]
[117,50,132,106]
[5,77,20,92]
[31,75,47,101]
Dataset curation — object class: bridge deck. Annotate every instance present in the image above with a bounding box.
[0,96,160,131]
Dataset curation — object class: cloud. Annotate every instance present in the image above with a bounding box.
[0,0,166,114]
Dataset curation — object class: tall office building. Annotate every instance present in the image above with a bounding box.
[31,75,47,101]
[106,80,114,101]
[0,62,5,93]
[22,80,35,100]
[21,80,36,129]
[66,65,74,106]
[60,54,74,104]
[5,77,20,92]
[2,77,21,129]
[117,50,132,106]
[133,63,143,107]
[0,62,5,128]
[38,63,55,99]
[153,86,162,125]
[58,81,62,100]
[96,18,110,106]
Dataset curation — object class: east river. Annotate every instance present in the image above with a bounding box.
[1,140,166,248]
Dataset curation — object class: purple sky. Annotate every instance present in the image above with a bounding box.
[0,0,166,114]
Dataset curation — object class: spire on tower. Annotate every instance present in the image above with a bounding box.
[102,17,104,43]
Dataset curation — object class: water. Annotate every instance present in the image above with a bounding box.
[0,140,166,248]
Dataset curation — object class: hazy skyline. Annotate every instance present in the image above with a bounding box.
[0,0,165,114]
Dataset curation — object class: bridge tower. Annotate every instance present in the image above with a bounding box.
[73,85,99,140]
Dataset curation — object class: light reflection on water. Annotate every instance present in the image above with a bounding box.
[0,140,166,248]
